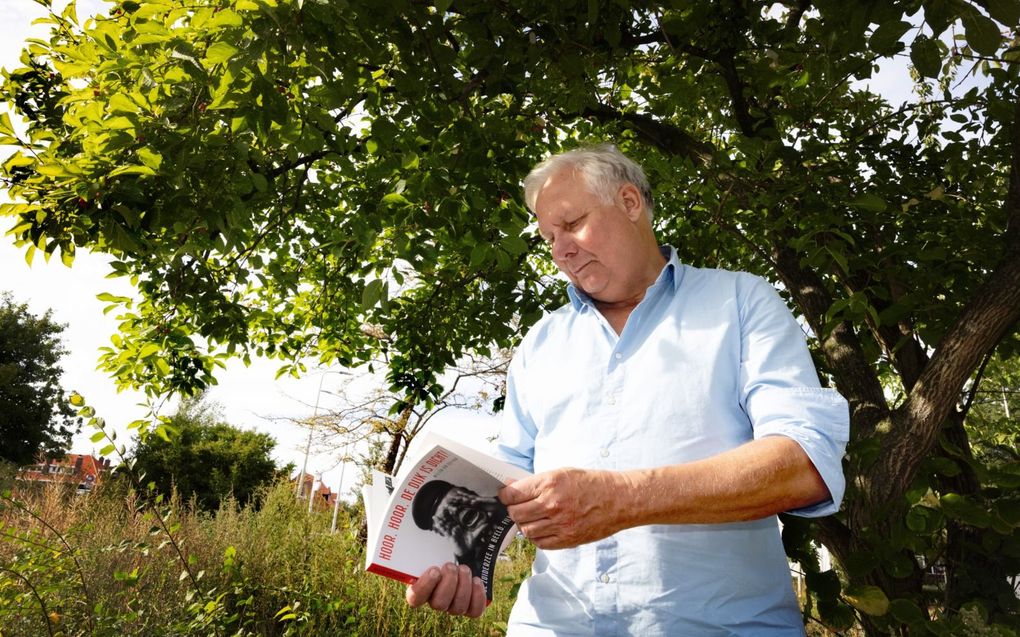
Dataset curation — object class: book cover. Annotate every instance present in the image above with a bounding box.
[362,433,530,599]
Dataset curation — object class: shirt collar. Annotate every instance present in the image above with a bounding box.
[566,245,683,312]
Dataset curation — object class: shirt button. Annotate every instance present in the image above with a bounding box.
[607,396,616,405]
[600,574,610,583]
[600,448,609,458]
[614,352,622,360]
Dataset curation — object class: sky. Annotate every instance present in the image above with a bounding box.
[0,0,936,497]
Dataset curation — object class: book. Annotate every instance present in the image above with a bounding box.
[362,432,530,600]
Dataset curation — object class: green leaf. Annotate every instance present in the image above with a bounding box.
[929,456,960,477]
[869,20,912,56]
[251,172,268,192]
[825,246,849,275]
[96,292,131,303]
[500,234,528,256]
[963,11,1002,56]
[104,116,136,131]
[361,279,384,310]
[906,505,943,533]
[137,147,162,170]
[90,430,106,443]
[888,599,927,625]
[982,0,1020,27]
[469,243,490,268]
[849,193,887,212]
[36,163,71,177]
[910,35,942,78]
[109,93,140,114]
[0,112,16,144]
[69,392,85,407]
[941,493,992,528]
[844,585,890,616]
[109,165,156,177]
[207,8,243,28]
[2,154,34,172]
[381,192,410,206]
[805,569,841,600]
[205,41,239,65]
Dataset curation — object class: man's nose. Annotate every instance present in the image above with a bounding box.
[551,235,576,262]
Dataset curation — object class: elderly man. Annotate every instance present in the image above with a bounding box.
[407,144,849,635]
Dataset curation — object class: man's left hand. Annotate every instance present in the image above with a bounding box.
[499,468,631,549]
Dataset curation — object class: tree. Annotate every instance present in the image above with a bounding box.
[2,0,1020,633]
[0,291,78,465]
[131,395,284,510]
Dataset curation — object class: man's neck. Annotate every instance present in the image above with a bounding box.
[592,249,668,335]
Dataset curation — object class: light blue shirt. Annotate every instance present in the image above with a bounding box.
[494,247,850,636]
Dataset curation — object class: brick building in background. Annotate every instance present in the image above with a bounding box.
[293,473,338,510]
[16,454,112,494]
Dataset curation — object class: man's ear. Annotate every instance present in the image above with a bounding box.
[618,183,644,222]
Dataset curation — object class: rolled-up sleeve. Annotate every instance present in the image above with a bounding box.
[739,275,851,517]
[748,386,850,516]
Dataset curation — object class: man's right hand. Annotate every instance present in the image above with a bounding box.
[405,562,487,618]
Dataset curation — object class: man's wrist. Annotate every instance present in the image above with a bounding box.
[608,469,648,533]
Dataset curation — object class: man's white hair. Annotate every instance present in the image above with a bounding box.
[522,143,654,220]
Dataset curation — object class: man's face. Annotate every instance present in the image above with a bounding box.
[534,168,646,303]
[433,486,507,556]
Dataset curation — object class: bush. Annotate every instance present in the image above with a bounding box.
[0,478,529,636]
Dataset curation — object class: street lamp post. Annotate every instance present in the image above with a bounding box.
[295,370,346,501]
[330,442,350,533]
[307,473,319,514]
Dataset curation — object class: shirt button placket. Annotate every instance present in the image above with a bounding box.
[593,536,618,637]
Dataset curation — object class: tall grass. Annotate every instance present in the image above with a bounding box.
[0,473,530,636]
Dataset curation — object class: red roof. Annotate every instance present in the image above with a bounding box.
[16,454,111,491]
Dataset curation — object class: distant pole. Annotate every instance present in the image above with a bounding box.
[295,429,313,498]
[295,370,347,501]
[307,474,318,514]
[330,442,350,533]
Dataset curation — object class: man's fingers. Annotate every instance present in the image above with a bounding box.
[428,563,460,611]
[466,577,487,618]
[406,566,440,607]
[506,498,548,525]
[448,565,473,615]
[407,563,488,619]
[499,478,538,506]
[518,517,554,539]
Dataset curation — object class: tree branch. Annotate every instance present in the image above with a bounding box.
[577,103,715,167]
[882,254,1020,494]
[770,241,890,435]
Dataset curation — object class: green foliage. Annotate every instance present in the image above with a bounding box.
[131,394,283,511]
[0,291,79,465]
[3,1,1020,634]
[0,479,527,636]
